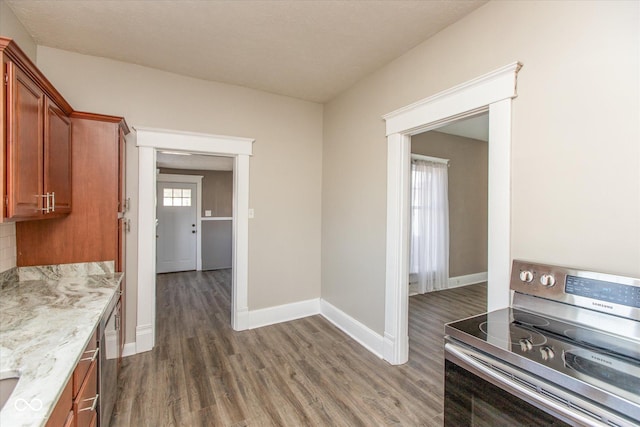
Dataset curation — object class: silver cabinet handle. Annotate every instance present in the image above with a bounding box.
[38,193,50,213]
[50,192,55,212]
[78,394,99,412]
[80,347,99,362]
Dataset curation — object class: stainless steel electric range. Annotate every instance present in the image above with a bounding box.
[444,260,640,426]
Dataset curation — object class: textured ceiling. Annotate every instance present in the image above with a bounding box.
[6,0,487,103]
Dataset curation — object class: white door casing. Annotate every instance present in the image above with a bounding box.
[382,62,522,365]
[136,128,253,354]
[156,180,199,273]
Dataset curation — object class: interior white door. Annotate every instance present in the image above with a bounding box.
[156,182,197,273]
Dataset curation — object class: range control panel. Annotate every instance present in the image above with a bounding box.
[510,260,640,320]
[565,275,640,308]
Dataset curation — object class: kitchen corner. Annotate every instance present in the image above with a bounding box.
[0,262,122,427]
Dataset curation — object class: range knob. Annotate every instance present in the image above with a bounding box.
[519,270,534,283]
[519,338,533,352]
[540,274,556,287]
[540,346,555,361]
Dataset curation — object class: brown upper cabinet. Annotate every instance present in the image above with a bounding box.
[1,37,73,221]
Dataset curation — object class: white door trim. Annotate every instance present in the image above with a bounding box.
[157,173,203,271]
[382,62,522,365]
[136,127,254,353]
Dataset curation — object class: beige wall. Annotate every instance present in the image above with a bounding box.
[0,1,36,61]
[36,48,323,343]
[412,131,488,278]
[322,1,640,334]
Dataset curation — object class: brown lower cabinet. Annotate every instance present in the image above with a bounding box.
[46,329,98,427]
[45,377,72,427]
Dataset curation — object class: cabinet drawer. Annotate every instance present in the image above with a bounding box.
[74,359,98,427]
[45,378,72,427]
[73,330,98,397]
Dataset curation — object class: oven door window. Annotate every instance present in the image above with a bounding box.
[445,360,571,426]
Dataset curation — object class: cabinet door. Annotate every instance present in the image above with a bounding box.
[44,97,72,214]
[118,126,126,213]
[6,61,44,219]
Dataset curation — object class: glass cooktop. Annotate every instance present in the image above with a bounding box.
[445,308,640,410]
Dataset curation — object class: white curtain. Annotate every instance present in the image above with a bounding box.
[410,159,450,293]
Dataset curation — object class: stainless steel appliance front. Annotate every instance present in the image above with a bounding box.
[99,292,121,427]
[444,260,640,427]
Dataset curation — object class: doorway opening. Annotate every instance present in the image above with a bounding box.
[382,62,522,365]
[408,113,488,296]
[156,152,235,275]
[136,128,253,353]
[407,114,490,367]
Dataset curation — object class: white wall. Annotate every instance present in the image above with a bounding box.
[36,47,324,344]
[0,0,36,61]
[322,1,640,334]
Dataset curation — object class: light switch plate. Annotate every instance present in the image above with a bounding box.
[205,210,212,217]
[248,208,255,219]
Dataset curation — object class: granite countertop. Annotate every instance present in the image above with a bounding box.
[0,262,122,427]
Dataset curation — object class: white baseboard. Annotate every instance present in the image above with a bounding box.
[248,298,320,329]
[408,282,419,296]
[122,342,137,357]
[235,307,250,331]
[248,298,385,359]
[133,297,385,362]
[448,271,487,289]
[135,324,154,353]
[320,299,384,358]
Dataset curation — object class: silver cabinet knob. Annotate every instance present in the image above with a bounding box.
[519,270,534,283]
[540,274,556,287]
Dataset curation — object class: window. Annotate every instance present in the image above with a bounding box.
[163,188,192,207]
[410,158,450,293]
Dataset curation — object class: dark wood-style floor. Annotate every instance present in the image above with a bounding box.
[111,270,486,426]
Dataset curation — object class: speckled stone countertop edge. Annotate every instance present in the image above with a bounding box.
[0,264,122,427]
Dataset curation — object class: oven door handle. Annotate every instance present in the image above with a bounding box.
[445,342,628,427]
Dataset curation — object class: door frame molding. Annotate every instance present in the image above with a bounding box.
[136,127,254,353]
[156,173,203,272]
[382,62,522,365]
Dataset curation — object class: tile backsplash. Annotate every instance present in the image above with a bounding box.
[0,223,17,273]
